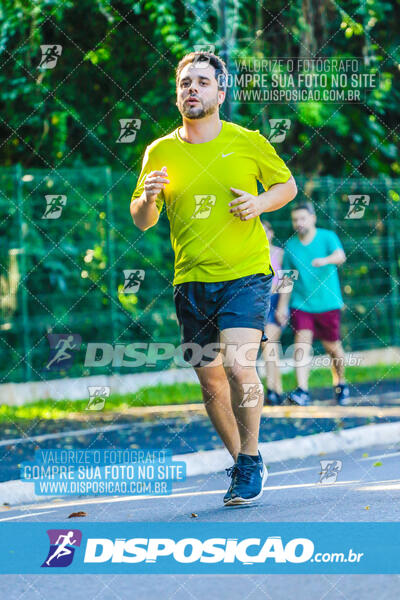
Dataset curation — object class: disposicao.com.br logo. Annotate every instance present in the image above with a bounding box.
[42,529,82,567]
[82,536,363,565]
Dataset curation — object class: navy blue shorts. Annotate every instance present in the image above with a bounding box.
[173,272,273,366]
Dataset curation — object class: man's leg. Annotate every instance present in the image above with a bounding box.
[294,328,314,390]
[194,353,241,461]
[262,323,283,394]
[219,326,268,505]
[220,327,264,456]
[321,339,346,386]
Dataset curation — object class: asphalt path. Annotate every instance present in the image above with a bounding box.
[2,443,400,523]
[1,442,400,599]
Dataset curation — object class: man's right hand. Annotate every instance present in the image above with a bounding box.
[144,166,169,203]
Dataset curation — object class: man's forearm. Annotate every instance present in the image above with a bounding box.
[130,193,160,231]
[324,249,346,266]
[259,176,297,213]
[277,291,291,311]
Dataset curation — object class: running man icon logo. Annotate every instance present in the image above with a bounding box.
[86,386,110,411]
[38,45,62,69]
[193,45,216,68]
[122,269,145,293]
[42,195,67,219]
[276,270,298,293]
[42,529,82,568]
[319,459,342,484]
[268,119,291,143]
[345,195,370,219]
[116,119,142,143]
[192,195,216,219]
[45,334,82,372]
[239,383,263,408]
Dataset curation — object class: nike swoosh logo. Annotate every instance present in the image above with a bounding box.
[221,152,234,158]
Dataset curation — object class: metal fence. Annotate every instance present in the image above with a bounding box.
[0,165,399,384]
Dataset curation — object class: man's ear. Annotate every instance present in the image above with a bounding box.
[218,90,226,106]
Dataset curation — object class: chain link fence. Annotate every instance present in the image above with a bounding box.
[0,165,399,384]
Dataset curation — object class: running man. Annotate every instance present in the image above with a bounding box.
[38,45,61,68]
[45,531,77,566]
[275,201,350,406]
[43,195,65,218]
[130,52,297,505]
[45,335,76,370]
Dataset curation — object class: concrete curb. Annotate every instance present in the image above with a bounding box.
[1,421,399,508]
[0,369,199,406]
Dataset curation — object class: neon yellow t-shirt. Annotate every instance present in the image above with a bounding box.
[131,120,292,285]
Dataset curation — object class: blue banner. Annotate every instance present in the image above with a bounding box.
[1,522,400,573]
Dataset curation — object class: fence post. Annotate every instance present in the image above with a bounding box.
[385,178,399,346]
[326,176,338,230]
[15,164,32,382]
[105,166,118,354]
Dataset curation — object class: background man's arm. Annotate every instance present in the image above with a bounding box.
[312,248,346,267]
[274,247,294,326]
[275,287,292,326]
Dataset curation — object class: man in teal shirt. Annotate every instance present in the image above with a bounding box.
[276,201,350,405]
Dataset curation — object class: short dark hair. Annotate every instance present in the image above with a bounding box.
[291,201,315,215]
[176,52,228,91]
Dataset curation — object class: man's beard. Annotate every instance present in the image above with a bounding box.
[179,95,219,119]
[296,226,309,236]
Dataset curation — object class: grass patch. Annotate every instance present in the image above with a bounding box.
[1,363,399,423]
[0,382,201,422]
[282,362,400,391]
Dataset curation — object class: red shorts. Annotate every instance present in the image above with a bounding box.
[290,308,341,341]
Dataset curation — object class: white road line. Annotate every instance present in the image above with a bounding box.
[361,451,400,461]
[0,423,137,446]
[0,510,56,522]
[269,466,317,477]
[6,480,362,513]
[356,482,400,492]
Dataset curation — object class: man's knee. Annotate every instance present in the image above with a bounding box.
[323,340,343,356]
[195,364,228,399]
[224,364,258,387]
[295,329,313,344]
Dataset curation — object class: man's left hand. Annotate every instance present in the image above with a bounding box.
[311,257,328,267]
[229,188,261,220]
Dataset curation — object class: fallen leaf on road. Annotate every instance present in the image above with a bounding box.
[365,506,370,510]
[191,513,198,518]
[373,461,382,467]
[68,511,87,518]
